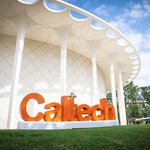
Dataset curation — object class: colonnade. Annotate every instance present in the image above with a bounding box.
[7,20,127,129]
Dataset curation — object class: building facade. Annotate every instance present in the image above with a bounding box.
[0,0,140,129]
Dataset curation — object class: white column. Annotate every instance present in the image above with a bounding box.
[60,33,68,95]
[92,51,98,104]
[110,61,118,120]
[7,23,26,129]
[117,71,127,125]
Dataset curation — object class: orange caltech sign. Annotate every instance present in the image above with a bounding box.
[20,93,116,122]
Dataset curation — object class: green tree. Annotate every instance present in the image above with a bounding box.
[127,104,142,119]
[124,82,139,103]
[142,105,150,117]
[107,82,150,120]
[140,86,150,104]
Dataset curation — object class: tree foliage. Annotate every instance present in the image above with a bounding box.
[106,82,150,120]
[124,82,150,119]
[124,82,139,103]
[139,86,150,104]
[127,104,142,118]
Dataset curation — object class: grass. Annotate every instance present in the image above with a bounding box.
[0,124,150,150]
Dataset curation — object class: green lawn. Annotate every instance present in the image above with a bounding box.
[0,124,150,150]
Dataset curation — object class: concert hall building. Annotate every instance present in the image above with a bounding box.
[0,0,140,129]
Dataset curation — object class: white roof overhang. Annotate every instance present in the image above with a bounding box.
[0,0,141,91]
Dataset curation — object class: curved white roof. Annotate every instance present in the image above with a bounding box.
[0,0,141,90]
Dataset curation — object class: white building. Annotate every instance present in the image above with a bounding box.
[0,0,140,129]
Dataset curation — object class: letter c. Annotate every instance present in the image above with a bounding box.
[20,93,44,121]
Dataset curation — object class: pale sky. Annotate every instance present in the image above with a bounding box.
[62,0,150,87]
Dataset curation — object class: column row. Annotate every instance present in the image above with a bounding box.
[7,24,127,129]
[110,61,127,125]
